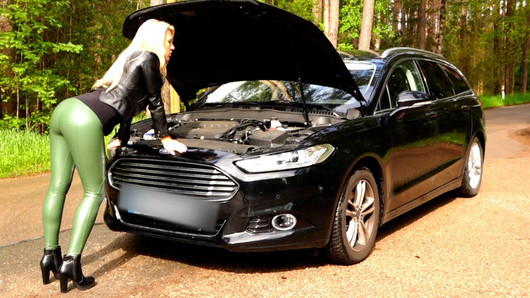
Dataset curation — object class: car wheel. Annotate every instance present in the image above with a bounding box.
[326,167,380,264]
[459,137,484,197]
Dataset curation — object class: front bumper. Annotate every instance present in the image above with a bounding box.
[104,156,339,252]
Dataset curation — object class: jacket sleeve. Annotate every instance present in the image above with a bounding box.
[141,52,169,138]
[117,118,133,145]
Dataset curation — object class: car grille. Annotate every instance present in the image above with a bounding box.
[109,158,238,200]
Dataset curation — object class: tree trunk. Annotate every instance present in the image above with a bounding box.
[459,0,469,76]
[392,0,402,36]
[358,0,375,50]
[503,0,515,95]
[312,0,322,26]
[493,2,502,95]
[323,0,339,48]
[0,0,16,117]
[323,0,330,42]
[418,0,426,49]
[373,12,381,51]
[429,0,439,52]
[434,0,446,55]
[328,0,339,48]
[522,12,530,94]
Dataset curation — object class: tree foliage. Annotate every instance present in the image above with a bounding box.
[0,0,82,130]
[1,0,138,131]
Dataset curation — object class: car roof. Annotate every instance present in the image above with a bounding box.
[123,0,363,103]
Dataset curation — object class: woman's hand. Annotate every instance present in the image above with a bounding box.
[107,139,122,151]
[161,136,187,155]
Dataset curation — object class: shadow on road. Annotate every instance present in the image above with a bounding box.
[97,192,459,274]
[116,233,325,273]
[377,192,457,240]
[83,234,139,279]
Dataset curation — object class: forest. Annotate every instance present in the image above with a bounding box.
[0,0,529,131]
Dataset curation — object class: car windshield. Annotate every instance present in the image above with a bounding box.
[344,60,378,99]
[201,80,358,107]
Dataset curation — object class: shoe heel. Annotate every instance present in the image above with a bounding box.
[60,275,68,293]
[41,269,51,285]
[59,254,95,292]
[40,247,62,285]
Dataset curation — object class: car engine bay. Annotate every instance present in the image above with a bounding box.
[126,107,353,155]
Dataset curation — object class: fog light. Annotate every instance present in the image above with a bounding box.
[271,214,297,231]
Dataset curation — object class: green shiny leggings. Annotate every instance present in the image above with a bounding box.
[42,97,105,256]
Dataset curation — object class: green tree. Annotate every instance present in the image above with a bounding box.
[0,0,82,129]
[261,0,315,21]
[52,0,138,98]
[338,0,393,52]
[0,0,82,131]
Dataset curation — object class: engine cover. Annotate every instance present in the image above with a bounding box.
[172,121,239,139]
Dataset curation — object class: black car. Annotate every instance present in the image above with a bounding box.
[104,0,485,264]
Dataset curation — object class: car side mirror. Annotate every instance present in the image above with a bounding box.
[396,91,431,107]
[389,91,432,120]
[333,101,362,120]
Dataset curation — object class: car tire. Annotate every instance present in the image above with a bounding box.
[326,167,380,264]
[459,137,484,197]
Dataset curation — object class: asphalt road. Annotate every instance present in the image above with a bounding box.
[0,104,529,297]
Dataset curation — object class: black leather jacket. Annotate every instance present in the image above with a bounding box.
[99,51,168,144]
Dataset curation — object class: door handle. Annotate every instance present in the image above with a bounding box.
[461,105,470,111]
[426,111,438,119]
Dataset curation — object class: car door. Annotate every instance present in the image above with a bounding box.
[416,60,471,187]
[380,60,440,211]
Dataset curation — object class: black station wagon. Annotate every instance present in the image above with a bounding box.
[104,0,486,264]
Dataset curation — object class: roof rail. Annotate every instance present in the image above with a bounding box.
[381,47,443,59]
[338,50,381,60]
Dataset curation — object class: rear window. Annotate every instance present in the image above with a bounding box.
[440,64,471,94]
[417,60,454,99]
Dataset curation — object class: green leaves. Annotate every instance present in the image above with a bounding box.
[0,0,81,130]
[338,0,393,51]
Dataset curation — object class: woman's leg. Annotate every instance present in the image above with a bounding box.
[42,99,76,250]
[57,99,106,256]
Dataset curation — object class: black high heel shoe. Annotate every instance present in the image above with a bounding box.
[59,255,96,293]
[40,247,62,284]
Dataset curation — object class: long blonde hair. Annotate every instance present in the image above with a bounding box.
[93,19,175,91]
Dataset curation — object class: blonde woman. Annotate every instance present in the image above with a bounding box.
[40,19,186,293]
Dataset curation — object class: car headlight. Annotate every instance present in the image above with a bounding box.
[235,144,335,173]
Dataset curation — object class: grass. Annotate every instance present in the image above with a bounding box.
[0,113,147,178]
[0,129,51,178]
[0,129,118,179]
[480,93,530,109]
[1,94,529,178]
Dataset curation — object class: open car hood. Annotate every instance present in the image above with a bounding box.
[123,0,363,103]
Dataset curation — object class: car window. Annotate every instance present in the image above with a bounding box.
[201,80,358,106]
[439,64,471,94]
[417,60,455,99]
[379,60,424,110]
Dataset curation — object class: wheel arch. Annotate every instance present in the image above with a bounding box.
[460,130,486,177]
[323,154,386,264]
[474,130,486,156]
[342,155,386,228]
